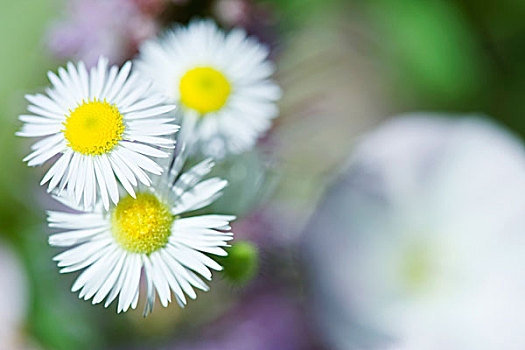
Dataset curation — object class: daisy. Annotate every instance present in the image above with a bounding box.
[135,19,281,157]
[47,150,234,315]
[17,56,178,210]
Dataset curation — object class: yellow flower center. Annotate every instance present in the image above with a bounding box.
[63,99,125,155]
[400,242,433,292]
[179,67,231,114]
[111,192,173,254]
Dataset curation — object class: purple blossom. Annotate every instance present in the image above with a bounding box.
[171,292,317,350]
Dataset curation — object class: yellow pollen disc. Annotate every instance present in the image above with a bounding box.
[400,242,433,292]
[63,99,125,155]
[111,193,173,254]
[179,67,231,114]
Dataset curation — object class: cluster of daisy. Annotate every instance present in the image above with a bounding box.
[18,20,279,315]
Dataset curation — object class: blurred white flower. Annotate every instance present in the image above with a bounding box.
[305,114,525,349]
[0,241,29,349]
[136,19,281,158]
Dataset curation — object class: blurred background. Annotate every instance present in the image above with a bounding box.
[1,0,525,349]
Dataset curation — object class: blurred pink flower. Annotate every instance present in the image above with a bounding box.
[213,0,278,51]
[47,0,159,66]
[232,204,301,247]
[214,0,251,26]
[131,0,167,16]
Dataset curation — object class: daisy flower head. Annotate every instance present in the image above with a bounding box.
[17,56,178,210]
[135,19,281,158]
[47,150,234,315]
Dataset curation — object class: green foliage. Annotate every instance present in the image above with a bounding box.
[367,0,485,102]
[0,0,56,235]
[261,0,339,29]
[16,225,104,350]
